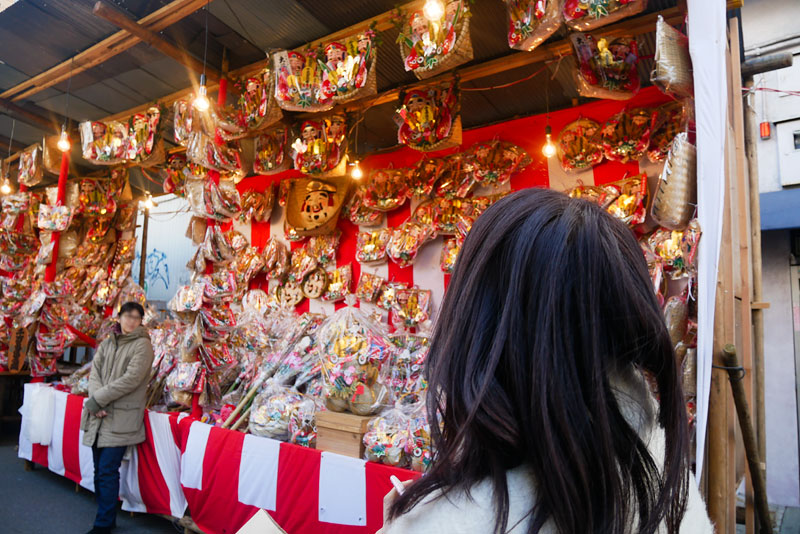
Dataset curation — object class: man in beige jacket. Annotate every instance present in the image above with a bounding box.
[80,302,154,534]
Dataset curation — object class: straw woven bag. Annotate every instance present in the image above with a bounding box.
[333,48,378,104]
[651,132,696,231]
[651,15,693,99]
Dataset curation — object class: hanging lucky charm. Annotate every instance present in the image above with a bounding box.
[396,81,461,152]
[398,0,473,79]
[291,113,347,176]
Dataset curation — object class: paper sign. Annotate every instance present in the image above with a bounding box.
[7,327,30,373]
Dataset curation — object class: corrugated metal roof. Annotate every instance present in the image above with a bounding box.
[0,0,680,166]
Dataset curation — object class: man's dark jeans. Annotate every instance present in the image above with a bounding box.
[91,445,126,528]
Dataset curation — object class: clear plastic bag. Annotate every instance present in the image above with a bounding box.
[346,186,384,227]
[466,140,531,188]
[166,361,204,393]
[37,205,72,232]
[253,128,290,174]
[288,397,323,448]
[363,406,413,467]
[308,233,340,267]
[262,237,290,280]
[651,15,693,99]
[385,335,429,402]
[557,119,604,173]
[79,120,129,164]
[377,281,408,311]
[18,144,43,187]
[317,300,393,415]
[186,132,243,174]
[604,174,648,227]
[288,246,318,284]
[249,380,305,440]
[651,132,696,231]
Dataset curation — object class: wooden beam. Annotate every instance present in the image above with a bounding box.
[0,135,26,154]
[0,97,60,133]
[101,5,681,125]
[92,1,220,81]
[1,0,208,102]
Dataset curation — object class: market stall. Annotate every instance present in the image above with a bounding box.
[0,0,757,532]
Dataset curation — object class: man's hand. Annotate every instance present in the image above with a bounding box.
[96,410,108,418]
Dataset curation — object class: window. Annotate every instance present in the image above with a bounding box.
[795,131,800,150]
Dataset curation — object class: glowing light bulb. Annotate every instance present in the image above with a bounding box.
[193,74,210,111]
[0,178,11,195]
[351,160,363,180]
[142,194,155,210]
[57,127,71,152]
[542,126,556,159]
[423,0,445,21]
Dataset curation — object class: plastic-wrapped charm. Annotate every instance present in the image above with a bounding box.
[600,108,656,163]
[557,119,604,172]
[563,0,647,32]
[392,288,432,330]
[377,281,408,311]
[356,228,391,264]
[571,33,640,100]
[648,101,690,163]
[387,221,434,268]
[397,1,473,80]
[506,0,562,52]
[322,264,352,302]
[356,272,386,303]
[604,174,648,227]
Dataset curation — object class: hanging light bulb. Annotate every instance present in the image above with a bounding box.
[57,125,71,152]
[542,125,557,159]
[351,160,363,180]
[193,74,210,111]
[142,192,157,210]
[423,0,445,21]
[0,177,11,195]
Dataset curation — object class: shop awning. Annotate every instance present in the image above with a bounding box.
[761,188,800,230]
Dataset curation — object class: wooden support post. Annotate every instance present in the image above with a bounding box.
[728,15,757,533]
[707,80,738,534]
[92,2,220,81]
[721,345,773,532]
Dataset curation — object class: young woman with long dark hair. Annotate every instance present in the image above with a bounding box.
[380,188,712,534]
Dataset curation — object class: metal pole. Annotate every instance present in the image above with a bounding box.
[139,205,149,287]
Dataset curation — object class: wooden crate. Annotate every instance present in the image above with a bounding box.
[315,411,374,459]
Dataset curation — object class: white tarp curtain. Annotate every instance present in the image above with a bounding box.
[688,0,728,482]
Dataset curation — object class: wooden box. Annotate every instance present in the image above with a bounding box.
[315,410,373,459]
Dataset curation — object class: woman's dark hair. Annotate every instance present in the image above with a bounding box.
[390,188,688,534]
[119,302,145,319]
